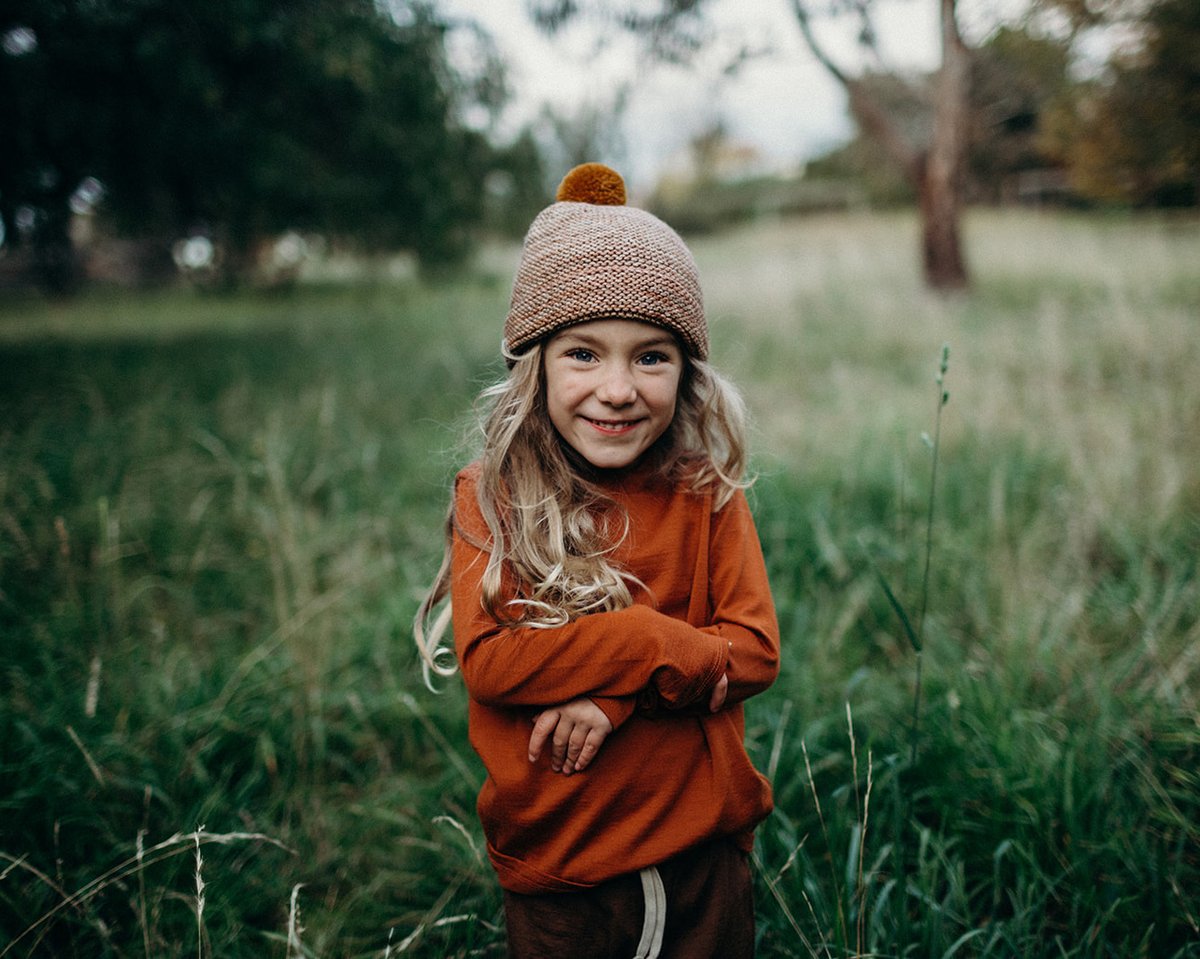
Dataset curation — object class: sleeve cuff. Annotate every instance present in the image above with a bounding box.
[590,696,637,730]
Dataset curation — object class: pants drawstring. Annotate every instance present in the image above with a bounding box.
[633,866,666,959]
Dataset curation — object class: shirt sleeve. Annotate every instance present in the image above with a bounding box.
[590,695,638,730]
[697,489,781,706]
[449,469,728,711]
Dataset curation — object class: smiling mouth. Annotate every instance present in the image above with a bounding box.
[584,416,643,434]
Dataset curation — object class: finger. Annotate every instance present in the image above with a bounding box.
[563,724,590,774]
[528,711,559,762]
[573,728,607,772]
[550,721,573,772]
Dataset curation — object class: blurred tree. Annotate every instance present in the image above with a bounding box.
[1040,0,1200,205]
[528,0,973,290]
[795,0,971,289]
[481,127,550,236]
[804,72,931,205]
[807,25,1074,207]
[534,87,631,191]
[967,26,1072,203]
[809,27,1074,207]
[0,0,508,290]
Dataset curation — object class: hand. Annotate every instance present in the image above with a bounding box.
[708,673,729,713]
[529,698,614,775]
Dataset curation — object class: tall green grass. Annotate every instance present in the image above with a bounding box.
[2,210,1197,957]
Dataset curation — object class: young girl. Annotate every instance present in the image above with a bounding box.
[415,163,780,958]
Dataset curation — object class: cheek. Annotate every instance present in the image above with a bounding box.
[662,372,683,412]
[650,377,682,425]
[544,371,584,435]
[545,371,577,410]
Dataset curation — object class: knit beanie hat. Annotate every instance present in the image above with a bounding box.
[504,163,709,360]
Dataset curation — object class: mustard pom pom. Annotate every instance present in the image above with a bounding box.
[556,163,627,206]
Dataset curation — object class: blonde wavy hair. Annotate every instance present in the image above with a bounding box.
[413,337,750,687]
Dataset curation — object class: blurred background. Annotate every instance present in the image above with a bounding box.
[1,0,1196,293]
[1,2,1197,957]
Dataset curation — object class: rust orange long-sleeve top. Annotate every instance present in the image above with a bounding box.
[450,462,780,894]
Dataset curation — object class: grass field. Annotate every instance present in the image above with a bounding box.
[1,209,1198,957]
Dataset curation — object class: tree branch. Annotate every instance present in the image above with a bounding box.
[789,0,851,86]
[790,0,919,176]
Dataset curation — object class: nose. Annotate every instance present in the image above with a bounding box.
[596,364,637,406]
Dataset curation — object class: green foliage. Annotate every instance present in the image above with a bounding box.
[649,173,871,233]
[0,280,508,955]
[0,0,519,290]
[749,446,1200,957]
[968,26,1074,203]
[1041,0,1200,206]
[2,211,1199,955]
[481,129,551,239]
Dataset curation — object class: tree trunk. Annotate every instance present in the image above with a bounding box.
[920,0,970,290]
[793,0,971,290]
[917,155,968,290]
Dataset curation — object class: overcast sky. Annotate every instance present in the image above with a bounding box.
[439,0,965,192]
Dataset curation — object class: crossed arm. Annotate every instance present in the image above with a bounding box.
[527,672,730,775]
[449,476,780,775]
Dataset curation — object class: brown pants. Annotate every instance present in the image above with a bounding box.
[502,838,755,959]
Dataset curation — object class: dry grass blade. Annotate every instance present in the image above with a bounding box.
[0,831,293,957]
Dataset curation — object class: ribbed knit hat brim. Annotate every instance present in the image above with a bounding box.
[504,199,708,359]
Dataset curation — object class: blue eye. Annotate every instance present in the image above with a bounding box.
[566,348,595,362]
[637,352,669,366]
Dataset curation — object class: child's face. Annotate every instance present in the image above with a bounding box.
[543,318,684,471]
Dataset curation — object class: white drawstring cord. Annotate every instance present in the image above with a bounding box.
[633,866,666,959]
